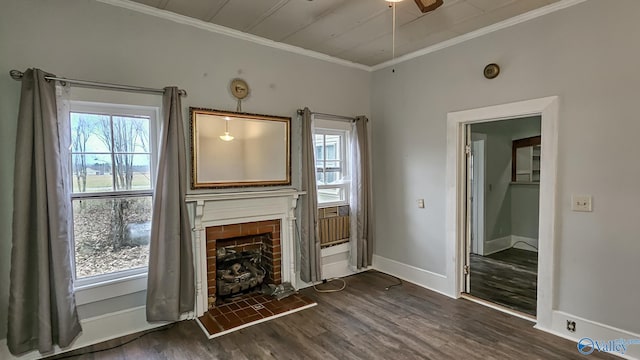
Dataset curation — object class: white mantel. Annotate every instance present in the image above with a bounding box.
[186,189,304,317]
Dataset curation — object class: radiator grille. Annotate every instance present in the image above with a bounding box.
[319,206,350,248]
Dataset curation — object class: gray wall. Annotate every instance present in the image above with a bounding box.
[471,116,541,244]
[0,0,370,339]
[371,0,640,334]
[511,184,539,240]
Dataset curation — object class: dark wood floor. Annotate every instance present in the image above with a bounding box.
[469,248,538,316]
[49,270,616,360]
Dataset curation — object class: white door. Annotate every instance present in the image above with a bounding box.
[470,137,485,255]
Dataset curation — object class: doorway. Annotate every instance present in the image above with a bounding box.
[465,117,541,317]
[446,96,559,329]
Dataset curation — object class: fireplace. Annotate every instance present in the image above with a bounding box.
[216,235,267,299]
[187,189,302,317]
[206,220,281,308]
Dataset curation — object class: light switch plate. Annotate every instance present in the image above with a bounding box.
[571,195,592,212]
[418,199,425,208]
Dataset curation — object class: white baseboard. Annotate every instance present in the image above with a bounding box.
[511,235,538,252]
[372,255,453,298]
[483,235,538,255]
[483,236,512,255]
[533,311,640,359]
[0,306,170,360]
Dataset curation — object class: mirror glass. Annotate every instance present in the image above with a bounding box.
[512,136,541,183]
[190,108,290,188]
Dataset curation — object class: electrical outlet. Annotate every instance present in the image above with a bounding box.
[571,195,592,212]
[567,320,577,332]
[417,199,425,208]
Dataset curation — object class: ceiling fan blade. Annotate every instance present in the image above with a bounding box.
[414,0,444,13]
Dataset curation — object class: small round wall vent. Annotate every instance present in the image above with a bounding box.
[483,63,500,79]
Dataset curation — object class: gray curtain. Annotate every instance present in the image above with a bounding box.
[351,116,373,268]
[8,69,82,355]
[299,108,322,282]
[146,87,194,321]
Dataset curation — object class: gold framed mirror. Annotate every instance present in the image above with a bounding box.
[190,108,291,189]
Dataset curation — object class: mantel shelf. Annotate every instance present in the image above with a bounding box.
[185,188,305,202]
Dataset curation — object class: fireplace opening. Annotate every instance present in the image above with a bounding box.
[206,220,282,309]
[216,234,269,301]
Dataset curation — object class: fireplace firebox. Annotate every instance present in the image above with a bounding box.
[216,234,269,300]
[206,220,281,308]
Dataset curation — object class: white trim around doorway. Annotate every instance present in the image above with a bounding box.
[445,96,559,331]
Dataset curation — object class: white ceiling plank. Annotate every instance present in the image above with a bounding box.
[284,0,391,49]
[451,0,558,35]
[464,0,517,12]
[245,0,290,33]
[163,0,228,21]
[319,7,418,56]
[249,0,345,41]
[131,0,161,7]
[212,0,283,32]
[396,29,460,56]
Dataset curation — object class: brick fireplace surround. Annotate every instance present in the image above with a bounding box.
[206,220,282,308]
[187,189,304,317]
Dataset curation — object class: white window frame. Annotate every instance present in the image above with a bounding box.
[68,101,159,304]
[314,117,351,208]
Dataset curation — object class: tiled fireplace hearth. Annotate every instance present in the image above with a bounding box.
[186,189,303,317]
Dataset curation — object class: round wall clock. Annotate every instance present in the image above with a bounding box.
[230,78,249,100]
[483,63,500,79]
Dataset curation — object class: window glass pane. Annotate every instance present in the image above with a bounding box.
[324,135,341,160]
[73,196,151,278]
[314,134,324,160]
[113,154,152,191]
[324,169,342,184]
[318,187,344,204]
[70,113,111,153]
[112,116,151,154]
[316,170,325,185]
[72,154,113,193]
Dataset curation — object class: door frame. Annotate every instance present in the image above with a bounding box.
[470,134,486,257]
[445,96,559,330]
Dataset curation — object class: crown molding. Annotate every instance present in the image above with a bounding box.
[95,0,371,71]
[96,0,588,73]
[371,0,589,71]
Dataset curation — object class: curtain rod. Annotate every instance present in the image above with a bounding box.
[9,70,187,96]
[297,109,355,123]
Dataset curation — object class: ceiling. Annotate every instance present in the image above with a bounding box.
[129,0,561,67]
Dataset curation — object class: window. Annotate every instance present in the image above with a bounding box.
[314,118,351,206]
[69,102,157,288]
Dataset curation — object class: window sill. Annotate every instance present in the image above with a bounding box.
[75,272,148,306]
[321,242,350,257]
[318,202,349,209]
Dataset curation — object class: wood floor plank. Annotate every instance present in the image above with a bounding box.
[47,270,618,360]
[470,248,538,315]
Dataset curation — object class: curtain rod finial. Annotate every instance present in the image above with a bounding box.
[10,70,24,80]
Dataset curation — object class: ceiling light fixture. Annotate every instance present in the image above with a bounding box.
[219,116,234,141]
